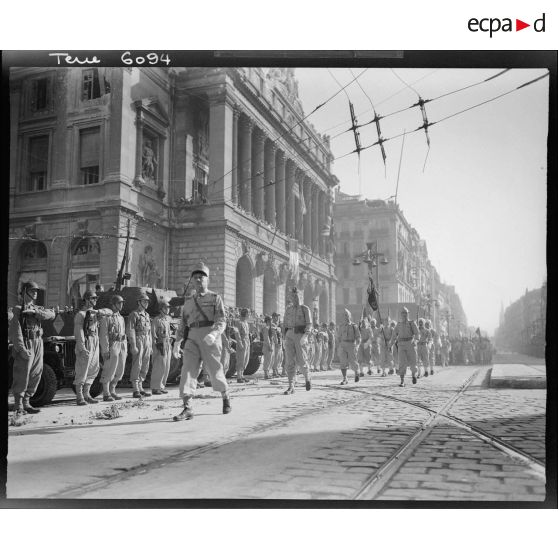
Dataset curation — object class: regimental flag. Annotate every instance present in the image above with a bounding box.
[288,238,299,280]
[367,275,379,312]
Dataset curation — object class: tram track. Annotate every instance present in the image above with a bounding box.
[43,366,544,499]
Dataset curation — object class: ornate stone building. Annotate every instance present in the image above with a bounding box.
[8,67,338,319]
[333,193,466,332]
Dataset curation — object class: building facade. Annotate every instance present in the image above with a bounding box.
[494,283,546,357]
[8,67,338,320]
[333,194,467,333]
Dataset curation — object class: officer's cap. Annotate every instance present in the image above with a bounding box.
[191,262,209,277]
[159,297,170,308]
[111,294,124,305]
[137,291,150,302]
[21,281,40,293]
[83,289,97,300]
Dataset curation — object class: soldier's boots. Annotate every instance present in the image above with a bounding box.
[430,369,434,376]
[424,370,429,377]
[354,373,360,383]
[340,370,348,385]
[132,391,143,399]
[76,384,88,406]
[305,379,311,391]
[283,385,295,395]
[109,381,122,400]
[173,404,194,421]
[83,384,98,404]
[222,397,232,414]
[22,397,40,414]
[13,395,26,415]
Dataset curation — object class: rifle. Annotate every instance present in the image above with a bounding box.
[115,219,132,291]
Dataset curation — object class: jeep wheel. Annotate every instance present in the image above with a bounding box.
[30,364,58,407]
[244,355,262,376]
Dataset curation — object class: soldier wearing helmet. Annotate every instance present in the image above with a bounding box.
[282,286,313,394]
[150,297,172,394]
[271,312,284,377]
[388,307,419,387]
[425,319,438,375]
[99,294,127,401]
[73,289,111,406]
[127,290,153,398]
[233,307,251,383]
[326,321,336,371]
[172,262,231,421]
[8,281,55,414]
[336,308,361,385]
[416,318,431,378]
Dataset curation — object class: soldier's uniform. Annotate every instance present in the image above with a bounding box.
[127,294,153,396]
[389,309,419,386]
[357,320,373,375]
[150,299,172,393]
[73,292,110,404]
[440,335,451,367]
[416,321,432,377]
[327,323,336,370]
[261,317,276,380]
[426,322,439,374]
[9,283,55,413]
[337,310,361,384]
[99,298,128,400]
[384,321,398,373]
[463,338,474,365]
[319,325,329,371]
[377,325,391,376]
[311,326,322,372]
[177,287,227,398]
[283,289,312,393]
[234,315,251,382]
[271,313,283,377]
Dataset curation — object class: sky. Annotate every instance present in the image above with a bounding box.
[294,66,549,335]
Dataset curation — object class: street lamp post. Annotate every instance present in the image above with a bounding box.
[352,241,389,320]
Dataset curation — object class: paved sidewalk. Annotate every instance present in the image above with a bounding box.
[490,364,546,389]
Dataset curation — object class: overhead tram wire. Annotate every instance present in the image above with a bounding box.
[331,71,550,164]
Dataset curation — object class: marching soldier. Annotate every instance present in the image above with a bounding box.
[326,321,336,371]
[337,308,361,384]
[261,315,275,380]
[440,333,451,367]
[369,318,382,374]
[9,281,55,414]
[425,319,438,376]
[127,291,153,398]
[416,318,431,377]
[73,289,110,405]
[99,294,127,401]
[377,321,391,377]
[150,297,172,394]
[282,287,312,394]
[357,316,373,376]
[389,307,419,387]
[172,263,231,421]
[271,312,283,377]
[234,308,251,383]
[312,323,322,373]
[384,320,397,375]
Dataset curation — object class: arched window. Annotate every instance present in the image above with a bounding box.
[68,237,101,307]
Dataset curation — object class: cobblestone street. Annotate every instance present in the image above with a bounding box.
[7,359,548,502]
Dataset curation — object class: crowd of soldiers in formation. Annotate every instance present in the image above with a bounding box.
[8,268,494,422]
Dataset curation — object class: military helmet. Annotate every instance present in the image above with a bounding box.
[191,262,209,277]
[83,289,97,300]
[240,308,249,317]
[390,320,396,327]
[418,318,424,325]
[329,321,335,327]
[264,314,272,323]
[137,291,150,302]
[425,319,431,327]
[272,312,279,318]
[111,294,124,305]
[20,280,40,294]
[370,318,377,325]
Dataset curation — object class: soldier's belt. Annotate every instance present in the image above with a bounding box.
[109,334,126,342]
[285,326,306,334]
[189,320,214,328]
[399,337,413,341]
[23,329,42,339]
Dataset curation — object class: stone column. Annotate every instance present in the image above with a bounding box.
[251,127,265,220]
[311,185,319,254]
[303,177,311,248]
[231,106,240,205]
[264,140,276,226]
[134,109,145,188]
[238,115,252,212]
[275,150,286,232]
[285,159,296,237]
[207,87,234,203]
[318,190,325,256]
[294,169,303,242]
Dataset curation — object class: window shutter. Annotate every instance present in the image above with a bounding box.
[80,128,100,168]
